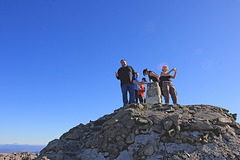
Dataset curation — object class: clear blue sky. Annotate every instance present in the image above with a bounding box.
[0,0,240,145]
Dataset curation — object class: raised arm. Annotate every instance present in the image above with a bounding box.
[161,69,174,76]
[171,68,177,79]
[115,69,120,79]
[115,69,121,80]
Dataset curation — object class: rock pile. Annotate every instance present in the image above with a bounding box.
[0,152,39,160]
[37,104,240,160]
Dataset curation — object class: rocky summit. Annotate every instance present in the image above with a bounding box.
[37,104,240,160]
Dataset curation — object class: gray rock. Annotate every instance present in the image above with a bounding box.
[126,133,135,144]
[137,143,155,156]
[64,133,80,140]
[166,107,175,113]
[135,117,148,125]
[163,119,173,130]
[217,117,233,125]
[235,128,240,135]
[37,104,240,160]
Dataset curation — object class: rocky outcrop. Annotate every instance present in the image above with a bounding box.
[37,104,240,160]
[0,152,39,160]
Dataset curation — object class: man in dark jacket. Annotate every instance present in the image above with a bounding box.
[115,59,136,106]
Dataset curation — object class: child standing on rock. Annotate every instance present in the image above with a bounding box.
[138,78,147,103]
[160,66,178,104]
[134,72,140,103]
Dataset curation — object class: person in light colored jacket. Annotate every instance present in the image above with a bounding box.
[160,65,178,104]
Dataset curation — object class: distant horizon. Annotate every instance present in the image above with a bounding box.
[0,144,46,146]
[0,144,46,154]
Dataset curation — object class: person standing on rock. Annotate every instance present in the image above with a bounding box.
[160,65,178,104]
[134,72,139,103]
[115,59,136,106]
[138,78,147,103]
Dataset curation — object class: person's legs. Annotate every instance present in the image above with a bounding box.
[128,84,136,104]
[169,82,178,104]
[162,82,170,104]
[135,90,138,103]
[121,84,128,106]
[159,81,163,96]
[143,96,146,103]
[139,94,143,103]
[159,81,164,103]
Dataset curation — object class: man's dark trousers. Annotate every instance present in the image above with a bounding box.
[121,84,135,106]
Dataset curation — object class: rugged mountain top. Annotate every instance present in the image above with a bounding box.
[37,104,240,160]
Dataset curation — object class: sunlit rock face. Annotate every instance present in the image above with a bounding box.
[37,103,240,160]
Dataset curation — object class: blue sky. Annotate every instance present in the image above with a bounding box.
[0,0,240,145]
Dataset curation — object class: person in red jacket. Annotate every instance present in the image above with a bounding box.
[138,78,147,103]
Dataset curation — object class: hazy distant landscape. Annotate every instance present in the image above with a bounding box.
[0,144,45,153]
